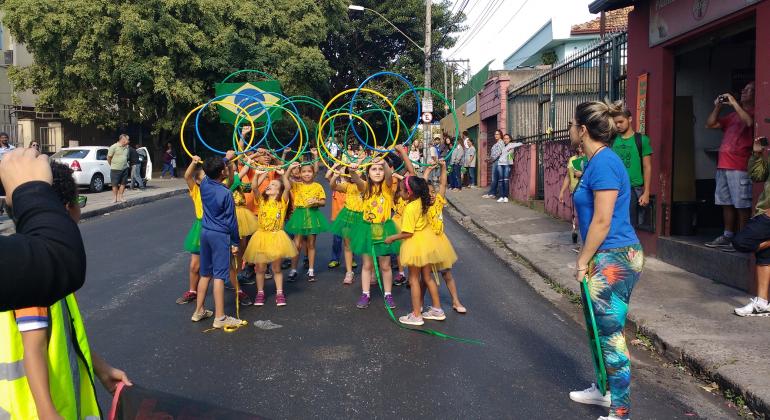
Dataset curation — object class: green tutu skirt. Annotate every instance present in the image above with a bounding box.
[183,218,202,254]
[330,208,364,238]
[285,207,331,236]
[350,219,401,256]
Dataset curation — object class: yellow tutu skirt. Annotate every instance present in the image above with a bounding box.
[243,230,298,264]
[399,228,444,267]
[236,206,259,238]
[434,232,458,270]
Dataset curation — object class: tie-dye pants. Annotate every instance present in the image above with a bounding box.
[586,243,644,419]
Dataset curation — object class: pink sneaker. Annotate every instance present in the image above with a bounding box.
[254,291,266,306]
[276,293,287,306]
[343,272,354,285]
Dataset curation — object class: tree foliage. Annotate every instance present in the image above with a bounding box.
[0,0,465,149]
[2,0,346,136]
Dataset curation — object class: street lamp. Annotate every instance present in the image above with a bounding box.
[348,3,433,165]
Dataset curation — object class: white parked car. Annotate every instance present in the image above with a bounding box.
[52,146,153,193]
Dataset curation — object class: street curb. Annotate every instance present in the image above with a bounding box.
[0,188,187,236]
[79,188,187,220]
[445,199,770,418]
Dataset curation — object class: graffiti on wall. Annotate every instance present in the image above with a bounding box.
[543,140,574,220]
[511,145,531,202]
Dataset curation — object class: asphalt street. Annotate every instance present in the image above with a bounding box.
[75,195,733,419]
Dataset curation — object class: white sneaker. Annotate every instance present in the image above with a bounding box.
[734,297,770,317]
[497,197,505,203]
[482,194,492,198]
[598,417,629,420]
[503,197,509,203]
[569,383,611,407]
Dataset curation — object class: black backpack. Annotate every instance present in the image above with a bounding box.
[610,132,644,172]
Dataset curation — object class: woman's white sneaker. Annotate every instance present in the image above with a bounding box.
[734,297,770,316]
[569,383,611,407]
[497,197,505,203]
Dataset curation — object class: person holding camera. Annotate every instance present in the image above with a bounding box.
[704,81,755,252]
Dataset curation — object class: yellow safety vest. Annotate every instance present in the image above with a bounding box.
[0,294,101,419]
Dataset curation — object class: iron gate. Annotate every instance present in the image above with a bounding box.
[507,32,628,199]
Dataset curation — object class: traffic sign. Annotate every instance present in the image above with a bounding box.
[421,112,433,123]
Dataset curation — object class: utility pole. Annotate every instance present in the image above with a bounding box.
[422,0,432,165]
[443,62,448,113]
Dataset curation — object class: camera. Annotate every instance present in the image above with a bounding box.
[718,95,729,103]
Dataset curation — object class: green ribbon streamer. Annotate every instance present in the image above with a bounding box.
[371,241,483,345]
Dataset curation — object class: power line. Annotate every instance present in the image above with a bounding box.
[497,0,532,33]
[447,0,508,58]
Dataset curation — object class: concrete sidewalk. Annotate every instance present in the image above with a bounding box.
[1,177,187,235]
[446,188,770,417]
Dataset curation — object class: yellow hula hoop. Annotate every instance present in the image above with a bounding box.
[235,105,306,172]
[317,112,379,177]
[180,100,256,159]
[317,88,401,167]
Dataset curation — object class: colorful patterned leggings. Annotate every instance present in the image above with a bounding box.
[587,244,644,419]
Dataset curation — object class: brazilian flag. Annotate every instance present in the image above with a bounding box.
[213,81,283,126]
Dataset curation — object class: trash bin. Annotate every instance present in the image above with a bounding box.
[671,201,697,236]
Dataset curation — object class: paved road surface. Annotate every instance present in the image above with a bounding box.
[76,196,735,419]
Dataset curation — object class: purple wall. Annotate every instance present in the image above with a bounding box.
[543,140,574,221]
[510,145,532,202]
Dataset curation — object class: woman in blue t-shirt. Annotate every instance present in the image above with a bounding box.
[567,101,644,420]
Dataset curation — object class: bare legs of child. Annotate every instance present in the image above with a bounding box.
[254,260,286,306]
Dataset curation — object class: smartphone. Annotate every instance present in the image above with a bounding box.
[760,137,769,147]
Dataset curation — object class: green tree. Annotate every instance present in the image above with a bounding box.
[1,0,347,152]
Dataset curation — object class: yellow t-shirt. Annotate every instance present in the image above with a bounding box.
[393,197,406,220]
[362,183,394,224]
[291,182,326,208]
[400,199,427,233]
[189,183,203,219]
[257,196,288,232]
[567,155,582,193]
[427,193,446,235]
[343,183,363,212]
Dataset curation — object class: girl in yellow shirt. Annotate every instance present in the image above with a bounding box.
[179,156,205,305]
[423,160,464,313]
[384,175,446,326]
[243,168,298,306]
[349,158,399,309]
[328,164,364,285]
[285,161,330,282]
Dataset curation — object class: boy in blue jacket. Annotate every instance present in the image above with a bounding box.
[191,153,243,329]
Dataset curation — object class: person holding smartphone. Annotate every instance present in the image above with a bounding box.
[730,136,770,316]
[704,81,755,251]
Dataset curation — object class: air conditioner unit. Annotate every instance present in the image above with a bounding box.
[3,50,13,66]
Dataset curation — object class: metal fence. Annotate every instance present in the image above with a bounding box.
[507,31,628,199]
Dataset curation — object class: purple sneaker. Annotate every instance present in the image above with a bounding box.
[254,291,266,306]
[276,293,287,307]
[356,293,371,309]
[384,294,396,309]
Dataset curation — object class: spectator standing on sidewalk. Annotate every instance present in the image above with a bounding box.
[705,81,755,252]
[610,102,653,228]
[731,136,770,316]
[495,134,521,203]
[128,142,145,190]
[448,136,465,191]
[107,134,130,203]
[462,132,476,187]
[483,130,505,199]
[161,142,176,178]
[559,144,586,246]
[568,101,644,420]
